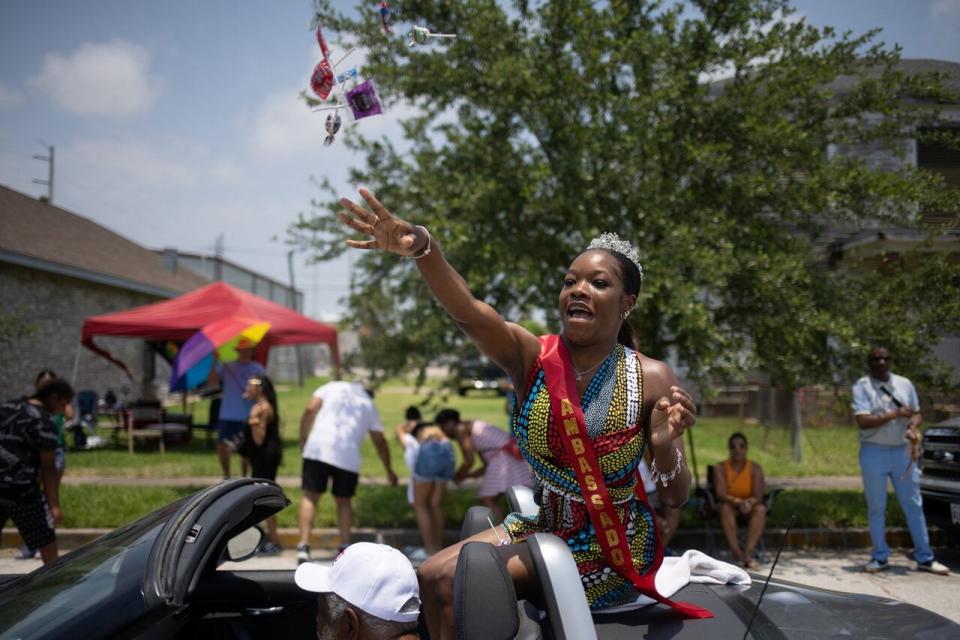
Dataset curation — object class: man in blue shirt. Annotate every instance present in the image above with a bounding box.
[209,339,266,479]
[851,346,948,575]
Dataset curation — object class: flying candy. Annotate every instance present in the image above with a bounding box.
[336,67,358,84]
[408,25,457,47]
[311,60,334,101]
[346,80,383,120]
[379,1,392,34]
[324,112,342,146]
[311,23,335,100]
[309,19,383,146]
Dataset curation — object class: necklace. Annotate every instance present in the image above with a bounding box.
[571,349,612,382]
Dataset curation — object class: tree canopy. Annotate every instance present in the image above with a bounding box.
[292,0,960,394]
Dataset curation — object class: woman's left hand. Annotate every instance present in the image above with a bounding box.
[649,385,697,449]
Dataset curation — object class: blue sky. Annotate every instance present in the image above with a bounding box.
[1,0,958,319]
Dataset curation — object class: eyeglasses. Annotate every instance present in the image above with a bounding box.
[868,356,891,363]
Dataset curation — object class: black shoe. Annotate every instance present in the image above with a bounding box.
[864,558,888,573]
[296,543,311,565]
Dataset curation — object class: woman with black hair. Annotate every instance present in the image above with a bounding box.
[396,405,455,556]
[243,374,283,554]
[337,189,708,637]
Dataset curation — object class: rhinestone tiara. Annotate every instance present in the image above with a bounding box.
[586,232,643,281]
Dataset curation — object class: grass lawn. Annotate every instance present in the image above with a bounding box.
[68,376,861,480]
[67,377,513,478]
[60,484,900,530]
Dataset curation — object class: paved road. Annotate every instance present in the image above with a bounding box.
[743,547,960,624]
[3,545,956,624]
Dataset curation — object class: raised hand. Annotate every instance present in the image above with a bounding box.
[649,385,697,449]
[338,187,426,256]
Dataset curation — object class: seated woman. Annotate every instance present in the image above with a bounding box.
[712,432,766,569]
[396,406,455,556]
[243,374,283,555]
[434,408,533,523]
[336,189,708,637]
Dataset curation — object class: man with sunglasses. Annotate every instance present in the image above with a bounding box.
[852,347,948,575]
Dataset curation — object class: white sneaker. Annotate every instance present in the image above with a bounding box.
[864,559,888,573]
[916,559,949,575]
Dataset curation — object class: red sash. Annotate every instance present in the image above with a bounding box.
[539,334,712,619]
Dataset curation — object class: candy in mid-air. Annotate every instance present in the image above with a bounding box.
[408,25,456,47]
[323,112,342,146]
[336,67,358,84]
[379,1,391,34]
[311,59,334,100]
[311,23,335,100]
[346,80,383,120]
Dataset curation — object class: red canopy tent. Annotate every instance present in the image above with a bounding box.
[81,281,339,377]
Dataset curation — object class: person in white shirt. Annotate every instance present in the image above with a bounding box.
[297,381,397,563]
[851,346,948,575]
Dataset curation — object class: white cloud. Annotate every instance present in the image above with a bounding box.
[249,88,328,159]
[0,82,23,108]
[28,41,159,117]
[932,0,960,18]
[66,137,199,189]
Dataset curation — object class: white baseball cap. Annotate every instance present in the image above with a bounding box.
[294,542,421,623]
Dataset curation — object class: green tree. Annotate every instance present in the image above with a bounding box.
[292,0,960,399]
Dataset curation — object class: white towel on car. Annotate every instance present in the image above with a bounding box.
[595,550,751,613]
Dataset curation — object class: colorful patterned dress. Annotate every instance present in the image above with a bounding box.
[503,342,657,610]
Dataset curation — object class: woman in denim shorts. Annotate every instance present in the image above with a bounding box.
[396,407,455,556]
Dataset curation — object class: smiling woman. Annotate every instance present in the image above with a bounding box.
[336,188,709,638]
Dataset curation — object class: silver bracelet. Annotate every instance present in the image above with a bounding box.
[403,225,432,260]
[650,448,684,488]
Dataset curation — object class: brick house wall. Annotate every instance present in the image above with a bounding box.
[0,263,166,399]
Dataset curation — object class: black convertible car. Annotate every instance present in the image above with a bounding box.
[0,479,957,639]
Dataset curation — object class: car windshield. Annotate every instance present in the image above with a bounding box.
[0,499,183,639]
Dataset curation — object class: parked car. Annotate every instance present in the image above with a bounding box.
[919,416,960,544]
[0,479,312,640]
[457,358,509,396]
[454,487,960,640]
[3,480,958,639]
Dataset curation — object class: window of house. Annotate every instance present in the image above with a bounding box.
[917,128,960,189]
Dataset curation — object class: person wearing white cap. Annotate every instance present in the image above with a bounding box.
[295,542,421,640]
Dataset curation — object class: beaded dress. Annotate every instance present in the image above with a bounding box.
[503,341,657,610]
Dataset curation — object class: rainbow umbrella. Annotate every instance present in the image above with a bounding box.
[170,316,270,391]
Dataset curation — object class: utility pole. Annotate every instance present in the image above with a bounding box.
[213,233,224,280]
[287,249,305,387]
[791,388,804,462]
[33,145,54,203]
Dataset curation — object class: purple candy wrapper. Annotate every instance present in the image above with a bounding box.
[346,80,383,120]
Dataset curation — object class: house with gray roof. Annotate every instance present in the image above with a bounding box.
[0,184,211,398]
